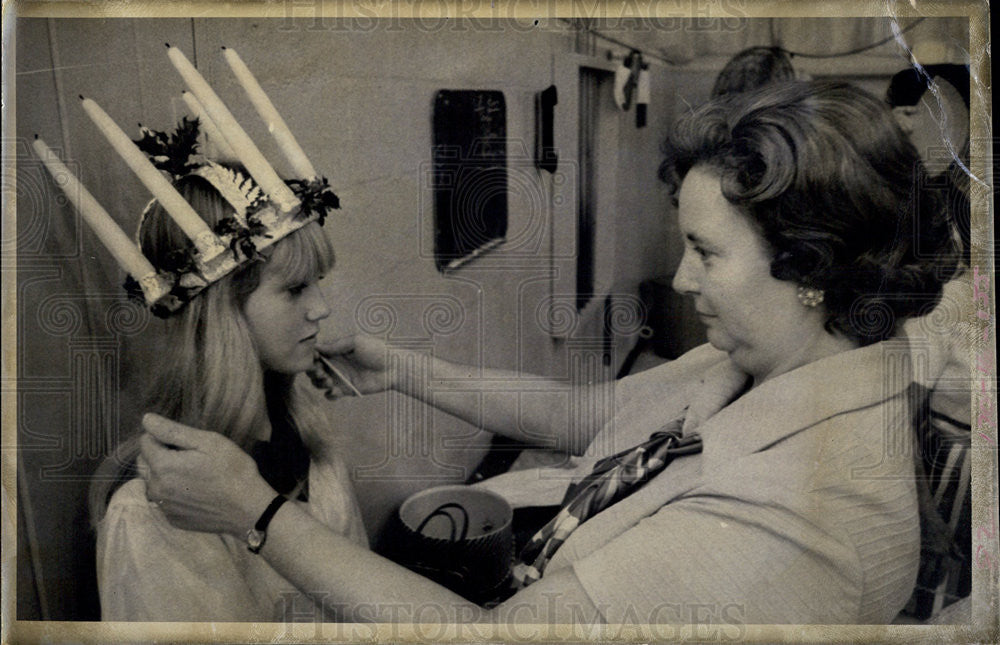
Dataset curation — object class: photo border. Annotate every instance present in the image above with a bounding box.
[2,0,995,642]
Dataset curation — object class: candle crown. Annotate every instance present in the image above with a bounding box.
[38,46,338,317]
[40,115,338,319]
[126,117,339,317]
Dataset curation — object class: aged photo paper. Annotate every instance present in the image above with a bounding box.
[2,0,996,643]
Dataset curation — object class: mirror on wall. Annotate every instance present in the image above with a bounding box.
[431,90,508,272]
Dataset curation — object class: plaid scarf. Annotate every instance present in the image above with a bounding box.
[512,418,702,587]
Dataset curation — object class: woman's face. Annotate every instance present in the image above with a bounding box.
[243,263,332,375]
[672,166,826,382]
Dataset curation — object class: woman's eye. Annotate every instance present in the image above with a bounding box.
[287,283,307,296]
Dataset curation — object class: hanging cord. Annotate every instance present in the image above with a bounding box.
[562,17,928,65]
[557,18,677,66]
[780,17,927,59]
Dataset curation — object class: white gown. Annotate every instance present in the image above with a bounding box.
[96,456,367,622]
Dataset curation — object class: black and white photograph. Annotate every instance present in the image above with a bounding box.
[3,1,996,642]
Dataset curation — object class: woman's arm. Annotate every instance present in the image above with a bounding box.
[258,498,601,623]
[313,335,612,455]
[139,414,601,623]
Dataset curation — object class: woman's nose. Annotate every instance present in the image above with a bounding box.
[672,250,699,295]
[305,284,332,322]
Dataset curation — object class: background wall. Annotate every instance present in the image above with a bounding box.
[13,16,967,619]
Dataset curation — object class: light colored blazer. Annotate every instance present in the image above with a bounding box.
[481,341,921,624]
[903,273,974,425]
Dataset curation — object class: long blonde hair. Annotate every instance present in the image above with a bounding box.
[89,170,336,523]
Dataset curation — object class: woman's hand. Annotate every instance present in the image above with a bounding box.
[140,413,276,537]
[308,334,405,399]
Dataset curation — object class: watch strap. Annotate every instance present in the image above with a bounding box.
[247,494,288,554]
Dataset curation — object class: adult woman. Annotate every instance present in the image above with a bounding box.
[90,163,367,621]
[140,81,958,624]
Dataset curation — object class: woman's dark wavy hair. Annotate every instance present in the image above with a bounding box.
[711,47,795,99]
[659,81,959,345]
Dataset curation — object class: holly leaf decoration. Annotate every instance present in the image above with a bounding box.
[168,277,203,305]
[132,116,202,178]
[245,212,271,238]
[213,215,243,238]
[132,128,169,157]
[287,176,340,226]
[214,215,268,262]
[161,247,198,274]
[125,273,183,318]
[122,275,147,305]
[236,236,266,263]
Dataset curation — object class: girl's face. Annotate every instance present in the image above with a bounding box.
[243,263,332,375]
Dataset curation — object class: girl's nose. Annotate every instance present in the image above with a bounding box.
[672,249,700,296]
[305,284,332,322]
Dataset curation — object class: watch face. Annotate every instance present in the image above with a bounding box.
[247,528,265,552]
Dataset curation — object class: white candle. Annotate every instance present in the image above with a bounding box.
[222,47,318,180]
[80,97,220,254]
[181,90,238,160]
[166,45,300,212]
[32,136,157,281]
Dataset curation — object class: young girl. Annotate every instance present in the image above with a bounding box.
[88,164,367,622]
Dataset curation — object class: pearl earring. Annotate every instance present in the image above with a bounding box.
[797,286,825,308]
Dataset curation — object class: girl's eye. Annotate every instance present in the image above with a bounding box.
[287,283,308,296]
[694,247,715,266]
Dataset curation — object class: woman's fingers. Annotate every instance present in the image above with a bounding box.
[138,432,161,460]
[319,334,389,369]
[307,365,334,389]
[316,335,357,357]
[324,385,348,400]
[138,418,271,534]
[139,429,186,475]
[308,360,353,400]
[139,433,192,507]
[313,334,396,395]
[141,412,214,450]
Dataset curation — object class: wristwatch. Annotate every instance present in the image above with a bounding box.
[246,494,288,554]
